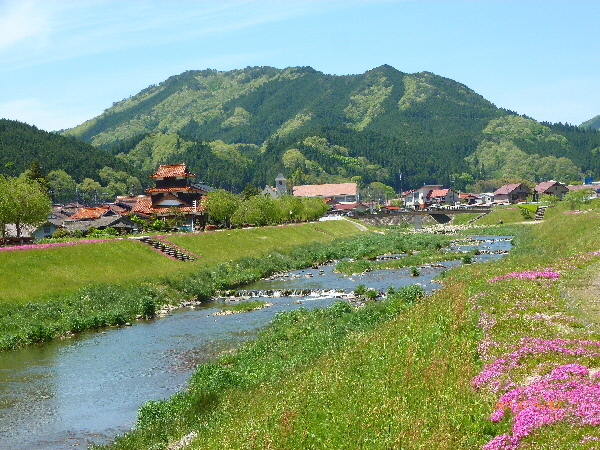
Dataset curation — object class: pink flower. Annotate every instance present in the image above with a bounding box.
[488,271,560,283]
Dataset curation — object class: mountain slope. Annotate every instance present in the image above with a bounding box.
[581,115,600,130]
[0,119,144,183]
[63,65,600,191]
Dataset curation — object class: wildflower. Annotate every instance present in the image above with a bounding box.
[488,271,560,283]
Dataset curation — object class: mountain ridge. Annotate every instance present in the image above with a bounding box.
[36,65,600,192]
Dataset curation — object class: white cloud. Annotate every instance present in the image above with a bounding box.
[0,0,320,73]
[0,0,51,49]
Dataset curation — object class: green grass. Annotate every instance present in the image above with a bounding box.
[223,300,269,312]
[0,221,367,350]
[98,199,600,449]
[0,240,180,303]
[0,221,360,304]
[168,221,360,265]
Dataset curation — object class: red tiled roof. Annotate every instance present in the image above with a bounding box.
[131,196,153,215]
[534,181,567,193]
[292,183,357,198]
[334,203,359,210]
[567,184,598,191]
[152,206,204,214]
[150,164,195,178]
[428,189,450,198]
[145,186,203,193]
[130,195,204,216]
[68,206,111,220]
[154,193,191,207]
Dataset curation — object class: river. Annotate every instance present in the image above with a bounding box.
[0,236,511,449]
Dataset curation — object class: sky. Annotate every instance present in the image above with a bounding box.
[0,0,599,132]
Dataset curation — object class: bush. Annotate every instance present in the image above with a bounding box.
[51,228,71,239]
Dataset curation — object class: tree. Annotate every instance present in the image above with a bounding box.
[0,176,51,237]
[275,195,303,221]
[240,183,261,200]
[77,178,102,205]
[563,188,597,210]
[299,197,329,220]
[231,195,280,227]
[47,170,76,204]
[203,189,241,227]
[22,159,49,193]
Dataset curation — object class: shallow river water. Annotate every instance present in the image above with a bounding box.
[0,236,511,449]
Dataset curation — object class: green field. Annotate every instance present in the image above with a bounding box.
[0,220,360,304]
[100,200,600,449]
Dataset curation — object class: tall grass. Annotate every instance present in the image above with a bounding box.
[100,199,600,449]
[96,285,426,450]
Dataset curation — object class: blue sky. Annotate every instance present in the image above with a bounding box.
[0,0,598,132]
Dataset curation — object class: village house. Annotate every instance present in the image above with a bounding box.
[566,184,600,197]
[131,164,212,229]
[403,185,459,209]
[534,181,569,200]
[63,204,135,234]
[292,182,358,203]
[493,183,533,204]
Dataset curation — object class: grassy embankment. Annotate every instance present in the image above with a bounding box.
[100,202,600,450]
[0,221,456,351]
[0,221,363,349]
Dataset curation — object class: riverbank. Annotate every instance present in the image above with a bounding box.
[99,201,600,449]
[0,223,456,350]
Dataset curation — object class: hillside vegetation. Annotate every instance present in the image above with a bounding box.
[62,65,600,193]
[581,115,600,130]
[0,119,144,184]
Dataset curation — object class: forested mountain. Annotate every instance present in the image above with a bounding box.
[58,65,600,192]
[581,115,600,131]
[0,119,148,204]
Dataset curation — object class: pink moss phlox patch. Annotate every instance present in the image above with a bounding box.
[484,364,600,449]
[472,339,600,391]
[488,270,560,283]
[0,238,122,253]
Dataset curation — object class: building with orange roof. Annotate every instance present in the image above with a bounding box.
[292,182,358,203]
[131,164,213,229]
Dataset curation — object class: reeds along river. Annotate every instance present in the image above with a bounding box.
[0,236,512,449]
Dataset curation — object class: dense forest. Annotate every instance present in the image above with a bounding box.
[5,65,600,198]
[0,119,148,204]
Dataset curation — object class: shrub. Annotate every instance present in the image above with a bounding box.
[51,228,71,239]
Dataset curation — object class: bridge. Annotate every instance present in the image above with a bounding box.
[354,206,492,228]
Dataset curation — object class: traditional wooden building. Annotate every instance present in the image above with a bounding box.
[131,164,212,229]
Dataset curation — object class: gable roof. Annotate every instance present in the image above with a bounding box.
[67,206,117,220]
[428,189,450,198]
[131,196,153,215]
[292,183,357,198]
[534,181,567,193]
[154,193,191,207]
[493,183,532,195]
[150,164,195,178]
